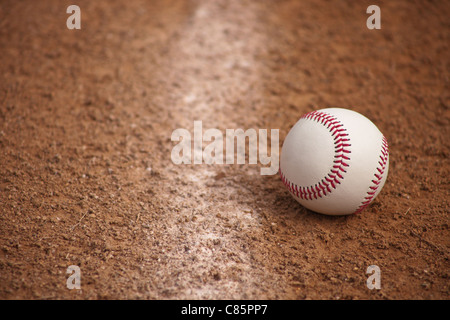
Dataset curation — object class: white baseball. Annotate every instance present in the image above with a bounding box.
[280,108,389,215]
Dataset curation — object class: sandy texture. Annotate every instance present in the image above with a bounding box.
[0,0,448,299]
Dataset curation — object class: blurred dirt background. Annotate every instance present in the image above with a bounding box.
[0,0,448,299]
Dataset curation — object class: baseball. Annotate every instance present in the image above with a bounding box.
[280,108,389,215]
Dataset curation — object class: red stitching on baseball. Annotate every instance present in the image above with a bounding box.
[280,111,352,200]
[353,136,389,214]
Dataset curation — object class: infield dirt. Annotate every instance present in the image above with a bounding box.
[0,0,448,299]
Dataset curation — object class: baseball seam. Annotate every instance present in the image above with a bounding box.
[280,111,351,201]
[353,136,389,214]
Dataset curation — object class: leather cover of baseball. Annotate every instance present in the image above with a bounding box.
[280,108,389,215]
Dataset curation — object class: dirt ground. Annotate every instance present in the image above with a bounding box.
[0,0,448,300]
